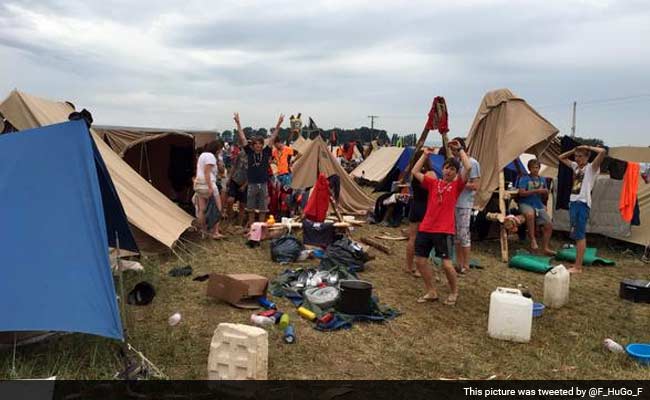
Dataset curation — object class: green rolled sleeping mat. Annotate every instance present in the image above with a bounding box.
[555,247,615,266]
[508,253,554,273]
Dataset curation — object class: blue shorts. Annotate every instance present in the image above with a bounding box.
[569,201,590,241]
[277,173,292,187]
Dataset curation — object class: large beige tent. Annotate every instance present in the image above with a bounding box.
[291,136,310,153]
[350,146,404,182]
[466,89,559,210]
[94,125,195,203]
[0,90,194,251]
[291,136,374,214]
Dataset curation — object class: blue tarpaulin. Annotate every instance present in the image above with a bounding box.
[0,120,128,340]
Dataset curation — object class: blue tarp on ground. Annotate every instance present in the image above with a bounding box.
[0,120,128,340]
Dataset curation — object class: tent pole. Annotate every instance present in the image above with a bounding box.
[115,232,131,378]
[11,332,17,378]
[498,171,509,262]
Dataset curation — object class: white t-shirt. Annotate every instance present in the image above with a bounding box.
[569,161,599,208]
[196,152,217,184]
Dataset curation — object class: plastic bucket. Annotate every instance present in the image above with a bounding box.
[532,302,545,318]
[336,280,372,315]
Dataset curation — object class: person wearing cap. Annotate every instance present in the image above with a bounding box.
[234,112,284,228]
[449,137,480,275]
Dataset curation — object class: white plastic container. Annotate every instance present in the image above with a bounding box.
[208,323,268,380]
[487,287,533,343]
[543,264,570,309]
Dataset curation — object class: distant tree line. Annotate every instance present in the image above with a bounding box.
[218,126,393,145]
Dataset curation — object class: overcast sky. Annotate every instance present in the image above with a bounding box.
[1,0,649,145]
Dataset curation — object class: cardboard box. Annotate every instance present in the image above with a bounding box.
[207,274,268,309]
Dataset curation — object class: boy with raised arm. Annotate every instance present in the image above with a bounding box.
[234,112,284,228]
[558,145,606,274]
[411,141,471,306]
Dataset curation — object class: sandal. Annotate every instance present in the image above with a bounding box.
[416,294,439,303]
[443,294,458,306]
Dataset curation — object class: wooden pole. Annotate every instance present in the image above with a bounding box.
[498,171,509,262]
[359,237,392,254]
[400,127,430,183]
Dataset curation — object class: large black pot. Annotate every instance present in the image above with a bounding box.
[336,280,372,315]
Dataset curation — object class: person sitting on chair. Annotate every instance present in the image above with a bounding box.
[517,158,555,256]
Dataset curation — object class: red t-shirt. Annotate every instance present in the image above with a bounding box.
[418,175,466,234]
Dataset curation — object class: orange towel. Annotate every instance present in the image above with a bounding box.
[619,162,640,222]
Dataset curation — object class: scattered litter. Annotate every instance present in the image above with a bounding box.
[127,281,156,306]
[603,338,625,353]
[168,265,193,277]
[168,313,182,326]
[250,314,274,326]
[193,274,210,282]
[283,325,296,344]
[111,259,144,272]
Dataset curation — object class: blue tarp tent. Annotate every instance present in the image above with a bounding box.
[0,120,132,340]
[376,147,444,192]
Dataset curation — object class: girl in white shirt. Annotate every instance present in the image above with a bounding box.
[194,141,224,239]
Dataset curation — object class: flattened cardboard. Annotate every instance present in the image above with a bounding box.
[207,273,268,309]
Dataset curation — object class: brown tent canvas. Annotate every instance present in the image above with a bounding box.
[466,89,559,210]
[0,90,194,251]
[94,125,195,203]
[291,136,373,215]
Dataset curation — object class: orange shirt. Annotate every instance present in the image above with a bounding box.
[272,146,294,175]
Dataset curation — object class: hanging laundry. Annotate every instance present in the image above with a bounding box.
[619,162,640,222]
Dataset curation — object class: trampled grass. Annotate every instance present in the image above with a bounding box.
[2,221,649,380]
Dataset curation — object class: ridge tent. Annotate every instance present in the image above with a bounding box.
[94,125,195,204]
[350,146,405,183]
[291,136,374,214]
[292,136,310,153]
[0,90,194,252]
[466,88,559,211]
[0,120,127,339]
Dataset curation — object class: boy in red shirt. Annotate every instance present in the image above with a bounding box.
[411,142,471,306]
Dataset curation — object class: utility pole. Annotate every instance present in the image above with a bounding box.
[368,115,379,141]
[571,101,576,137]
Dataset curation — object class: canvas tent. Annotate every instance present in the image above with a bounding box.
[0,120,126,339]
[292,136,310,153]
[291,136,374,214]
[192,131,218,149]
[94,125,195,203]
[466,88,559,210]
[0,90,194,251]
[350,146,405,182]
[553,146,650,247]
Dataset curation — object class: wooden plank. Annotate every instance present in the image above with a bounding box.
[359,237,392,254]
[375,235,408,241]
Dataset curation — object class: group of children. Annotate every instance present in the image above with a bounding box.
[193,114,606,303]
[193,113,302,239]
[405,138,605,305]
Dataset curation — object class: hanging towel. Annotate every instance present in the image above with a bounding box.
[424,96,449,133]
[619,162,640,222]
